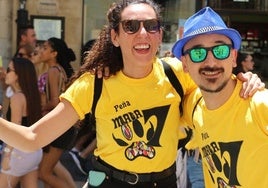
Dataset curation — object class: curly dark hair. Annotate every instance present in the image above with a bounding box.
[67,0,162,87]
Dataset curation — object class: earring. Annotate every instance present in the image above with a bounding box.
[113,42,120,47]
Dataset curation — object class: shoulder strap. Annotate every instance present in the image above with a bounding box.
[82,76,103,129]
[46,66,66,100]
[91,77,103,116]
[161,60,184,116]
[191,96,202,129]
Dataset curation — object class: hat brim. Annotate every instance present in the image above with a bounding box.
[172,28,241,59]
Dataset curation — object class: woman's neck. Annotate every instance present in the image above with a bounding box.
[47,59,58,67]
[122,63,153,79]
[11,86,22,93]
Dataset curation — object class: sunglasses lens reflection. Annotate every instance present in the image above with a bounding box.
[122,20,140,33]
[186,44,231,63]
[121,19,160,34]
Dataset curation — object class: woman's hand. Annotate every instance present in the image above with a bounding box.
[1,156,10,170]
[1,148,12,171]
[237,72,265,99]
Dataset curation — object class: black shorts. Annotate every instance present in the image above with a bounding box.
[50,126,78,150]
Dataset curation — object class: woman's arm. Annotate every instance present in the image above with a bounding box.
[0,99,79,152]
[10,92,25,124]
[80,138,97,158]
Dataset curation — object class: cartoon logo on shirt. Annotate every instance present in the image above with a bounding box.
[112,105,170,160]
[217,178,237,188]
[201,140,242,187]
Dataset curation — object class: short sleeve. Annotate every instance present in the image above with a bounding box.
[60,73,95,120]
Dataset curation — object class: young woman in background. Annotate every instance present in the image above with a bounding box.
[0,58,42,188]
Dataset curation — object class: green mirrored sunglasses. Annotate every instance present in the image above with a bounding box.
[183,44,232,63]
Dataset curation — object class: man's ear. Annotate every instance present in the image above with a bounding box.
[21,35,26,42]
[111,29,119,47]
[232,49,238,68]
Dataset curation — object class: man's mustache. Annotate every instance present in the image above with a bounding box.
[199,67,224,73]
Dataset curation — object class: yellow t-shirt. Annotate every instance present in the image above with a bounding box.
[182,81,268,187]
[60,57,196,173]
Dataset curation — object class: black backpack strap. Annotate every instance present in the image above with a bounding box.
[81,76,103,130]
[177,97,202,152]
[91,77,103,116]
[161,60,184,116]
[191,96,202,129]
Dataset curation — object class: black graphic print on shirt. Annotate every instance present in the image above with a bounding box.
[202,139,243,187]
[112,105,170,161]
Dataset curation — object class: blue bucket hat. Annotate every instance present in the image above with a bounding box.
[172,7,241,59]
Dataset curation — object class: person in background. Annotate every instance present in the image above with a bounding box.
[172,6,268,187]
[185,137,203,188]
[31,42,49,78]
[16,43,34,59]
[233,51,255,75]
[1,43,36,123]
[40,37,75,115]
[0,1,264,188]
[0,24,36,84]
[68,39,98,177]
[17,25,37,49]
[68,123,96,177]
[0,44,36,180]
[0,24,37,97]
[0,58,42,188]
[38,37,77,188]
[81,39,96,65]
[30,42,49,108]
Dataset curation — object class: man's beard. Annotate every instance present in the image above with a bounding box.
[199,78,229,93]
[198,67,229,93]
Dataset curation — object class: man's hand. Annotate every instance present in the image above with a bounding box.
[237,72,265,99]
[96,66,110,79]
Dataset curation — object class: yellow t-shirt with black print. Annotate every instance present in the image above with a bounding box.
[182,81,268,187]
[60,57,196,173]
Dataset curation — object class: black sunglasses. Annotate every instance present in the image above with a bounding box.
[7,67,15,73]
[17,52,27,58]
[32,51,38,56]
[120,19,160,34]
[183,44,232,63]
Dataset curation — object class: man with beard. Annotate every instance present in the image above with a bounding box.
[172,7,268,188]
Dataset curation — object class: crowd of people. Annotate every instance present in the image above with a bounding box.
[0,0,267,188]
[0,23,81,187]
